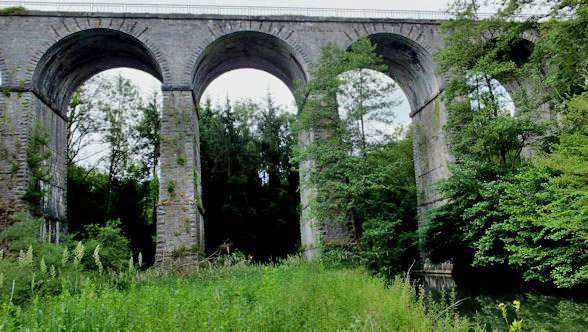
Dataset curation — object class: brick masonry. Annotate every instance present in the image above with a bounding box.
[0,10,473,262]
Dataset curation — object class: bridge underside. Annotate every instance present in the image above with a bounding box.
[0,10,481,266]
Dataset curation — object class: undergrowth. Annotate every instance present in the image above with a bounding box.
[1,258,479,331]
[0,212,483,331]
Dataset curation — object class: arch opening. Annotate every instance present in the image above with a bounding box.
[27,29,164,261]
[198,68,300,261]
[66,68,162,265]
[493,37,534,68]
[33,29,163,115]
[192,31,307,103]
[337,68,412,146]
[467,73,516,116]
[353,33,441,114]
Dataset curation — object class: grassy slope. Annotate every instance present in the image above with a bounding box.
[1,261,471,331]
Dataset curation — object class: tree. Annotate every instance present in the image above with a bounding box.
[66,82,102,167]
[134,88,162,227]
[94,74,144,216]
[199,95,300,260]
[295,37,419,275]
[257,91,295,187]
[65,74,160,264]
[423,0,588,288]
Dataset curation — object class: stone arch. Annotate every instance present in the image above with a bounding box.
[475,33,537,110]
[31,27,166,115]
[23,26,168,236]
[340,30,448,263]
[344,30,441,115]
[189,25,310,101]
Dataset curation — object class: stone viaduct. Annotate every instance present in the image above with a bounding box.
[0,7,538,262]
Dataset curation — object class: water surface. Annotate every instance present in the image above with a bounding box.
[418,274,588,331]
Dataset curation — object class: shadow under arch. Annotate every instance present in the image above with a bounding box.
[347,33,442,115]
[192,31,308,103]
[489,37,536,105]
[33,28,164,115]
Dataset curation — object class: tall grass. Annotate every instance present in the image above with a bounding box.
[1,214,479,330]
[1,258,477,331]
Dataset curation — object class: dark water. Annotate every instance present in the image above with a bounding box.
[417,274,588,331]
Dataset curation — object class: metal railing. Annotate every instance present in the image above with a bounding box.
[0,1,516,20]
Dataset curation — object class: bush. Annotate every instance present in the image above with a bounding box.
[319,241,362,268]
[76,219,132,271]
[0,213,137,304]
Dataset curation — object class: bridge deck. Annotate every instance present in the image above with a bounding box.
[0,1,502,21]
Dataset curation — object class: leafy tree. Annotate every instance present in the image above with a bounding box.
[424,0,588,288]
[424,0,545,268]
[134,88,162,227]
[66,75,159,264]
[486,91,588,288]
[199,96,300,260]
[66,85,101,166]
[95,75,144,216]
[295,37,419,275]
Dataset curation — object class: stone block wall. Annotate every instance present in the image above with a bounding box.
[156,90,203,262]
[0,10,457,263]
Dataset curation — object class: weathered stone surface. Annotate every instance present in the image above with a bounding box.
[0,10,471,263]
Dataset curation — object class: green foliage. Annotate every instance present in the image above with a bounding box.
[166,179,175,194]
[295,37,418,274]
[0,6,27,15]
[78,220,132,271]
[479,92,588,288]
[0,212,138,305]
[424,0,588,289]
[529,0,588,103]
[1,259,474,331]
[67,164,156,265]
[498,300,523,332]
[199,94,300,260]
[319,242,362,268]
[135,89,162,178]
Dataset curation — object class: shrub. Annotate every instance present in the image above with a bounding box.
[0,7,28,15]
[77,219,132,271]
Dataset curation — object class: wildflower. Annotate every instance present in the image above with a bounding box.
[18,249,27,267]
[128,256,134,273]
[30,272,36,292]
[498,302,508,322]
[73,241,85,268]
[25,245,34,265]
[40,257,47,273]
[61,247,69,267]
[513,300,521,313]
[93,244,103,274]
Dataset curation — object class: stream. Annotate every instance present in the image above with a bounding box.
[418,273,588,331]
